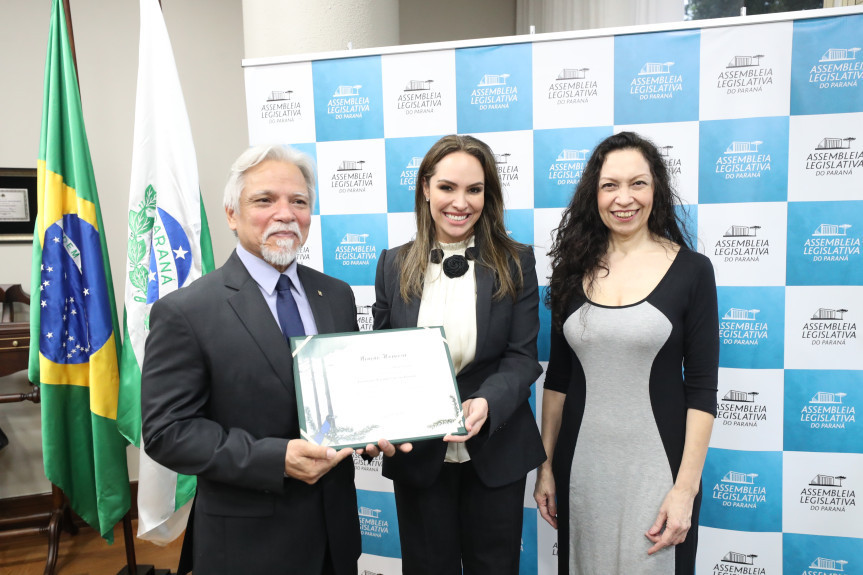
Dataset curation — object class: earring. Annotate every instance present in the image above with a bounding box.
[425,197,429,202]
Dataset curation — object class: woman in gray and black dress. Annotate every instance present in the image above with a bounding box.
[533,132,719,574]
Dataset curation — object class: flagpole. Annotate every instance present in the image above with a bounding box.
[62,0,78,79]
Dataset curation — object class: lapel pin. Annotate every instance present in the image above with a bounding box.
[317,290,323,297]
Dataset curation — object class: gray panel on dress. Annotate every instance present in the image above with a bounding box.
[563,302,675,575]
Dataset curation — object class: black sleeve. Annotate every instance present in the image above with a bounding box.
[682,255,720,416]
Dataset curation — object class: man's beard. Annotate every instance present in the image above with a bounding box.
[260,222,302,267]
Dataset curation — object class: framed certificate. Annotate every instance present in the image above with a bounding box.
[0,168,38,243]
[291,327,467,449]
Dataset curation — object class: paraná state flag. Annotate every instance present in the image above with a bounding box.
[116,0,215,544]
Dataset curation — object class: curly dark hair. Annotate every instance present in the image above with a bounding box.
[546,131,691,330]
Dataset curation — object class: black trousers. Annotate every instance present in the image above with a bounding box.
[393,460,526,575]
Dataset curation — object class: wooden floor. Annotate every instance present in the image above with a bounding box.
[0,520,183,575]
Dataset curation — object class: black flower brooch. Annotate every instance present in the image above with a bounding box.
[430,247,478,279]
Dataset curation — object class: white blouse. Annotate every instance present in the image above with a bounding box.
[417,237,477,463]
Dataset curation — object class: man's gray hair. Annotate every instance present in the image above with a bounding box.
[223,144,317,213]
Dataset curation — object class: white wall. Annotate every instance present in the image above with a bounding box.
[401,0,516,44]
[0,0,246,499]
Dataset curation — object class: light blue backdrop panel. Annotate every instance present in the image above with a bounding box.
[243,8,863,573]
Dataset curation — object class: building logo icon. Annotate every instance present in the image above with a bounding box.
[722,550,757,564]
[405,80,433,91]
[470,72,518,111]
[726,140,763,154]
[801,391,855,430]
[718,390,767,428]
[723,308,760,321]
[548,67,598,105]
[728,55,765,68]
[811,308,848,320]
[813,224,852,236]
[715,140,771,181]
[724,225,761,237]
[800,474,855,512]
[810,557,849,572]
[811,391,847,404]
[810,474,846,487]
[260,87,301,123]
[820,48,861,62]
[333,85,363,97]
[398,79,442,115]
[639,61,675,75]
[267,90,293,101]
[338,160,366,171]
[358,506,381,518]
[802,306,857,347]
[817,137,856,150]
[341,233,370,244]
[724,390,758,402]
[557,149,590,161]
[723,471,758,484]
[478,73,510,86]
[557,68,589,80]
[805,137,862,177]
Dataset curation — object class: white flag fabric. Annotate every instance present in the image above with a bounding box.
[118,0,214,545]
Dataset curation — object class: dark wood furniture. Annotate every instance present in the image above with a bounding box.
[0,284,76,575]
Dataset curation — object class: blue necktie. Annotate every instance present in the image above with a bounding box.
[276,275,305,340]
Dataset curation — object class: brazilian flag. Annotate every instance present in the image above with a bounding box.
[29,0,130,542]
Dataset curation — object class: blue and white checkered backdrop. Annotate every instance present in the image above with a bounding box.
[243,8,863,574]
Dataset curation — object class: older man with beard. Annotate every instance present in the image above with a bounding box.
[142,144,397,575]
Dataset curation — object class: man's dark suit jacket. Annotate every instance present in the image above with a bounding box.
[372,243,546,489]
[142,251,361,575]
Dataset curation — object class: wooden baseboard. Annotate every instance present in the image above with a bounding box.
[0,481,140,531]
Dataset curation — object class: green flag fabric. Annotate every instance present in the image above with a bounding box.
[29,0,131,543]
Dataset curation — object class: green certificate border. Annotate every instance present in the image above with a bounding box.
[290,326,467,449]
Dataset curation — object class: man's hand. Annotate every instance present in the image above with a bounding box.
[284,439,354,484]
[356,438,413,460]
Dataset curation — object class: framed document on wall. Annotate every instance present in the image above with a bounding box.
[0,168,37,243]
